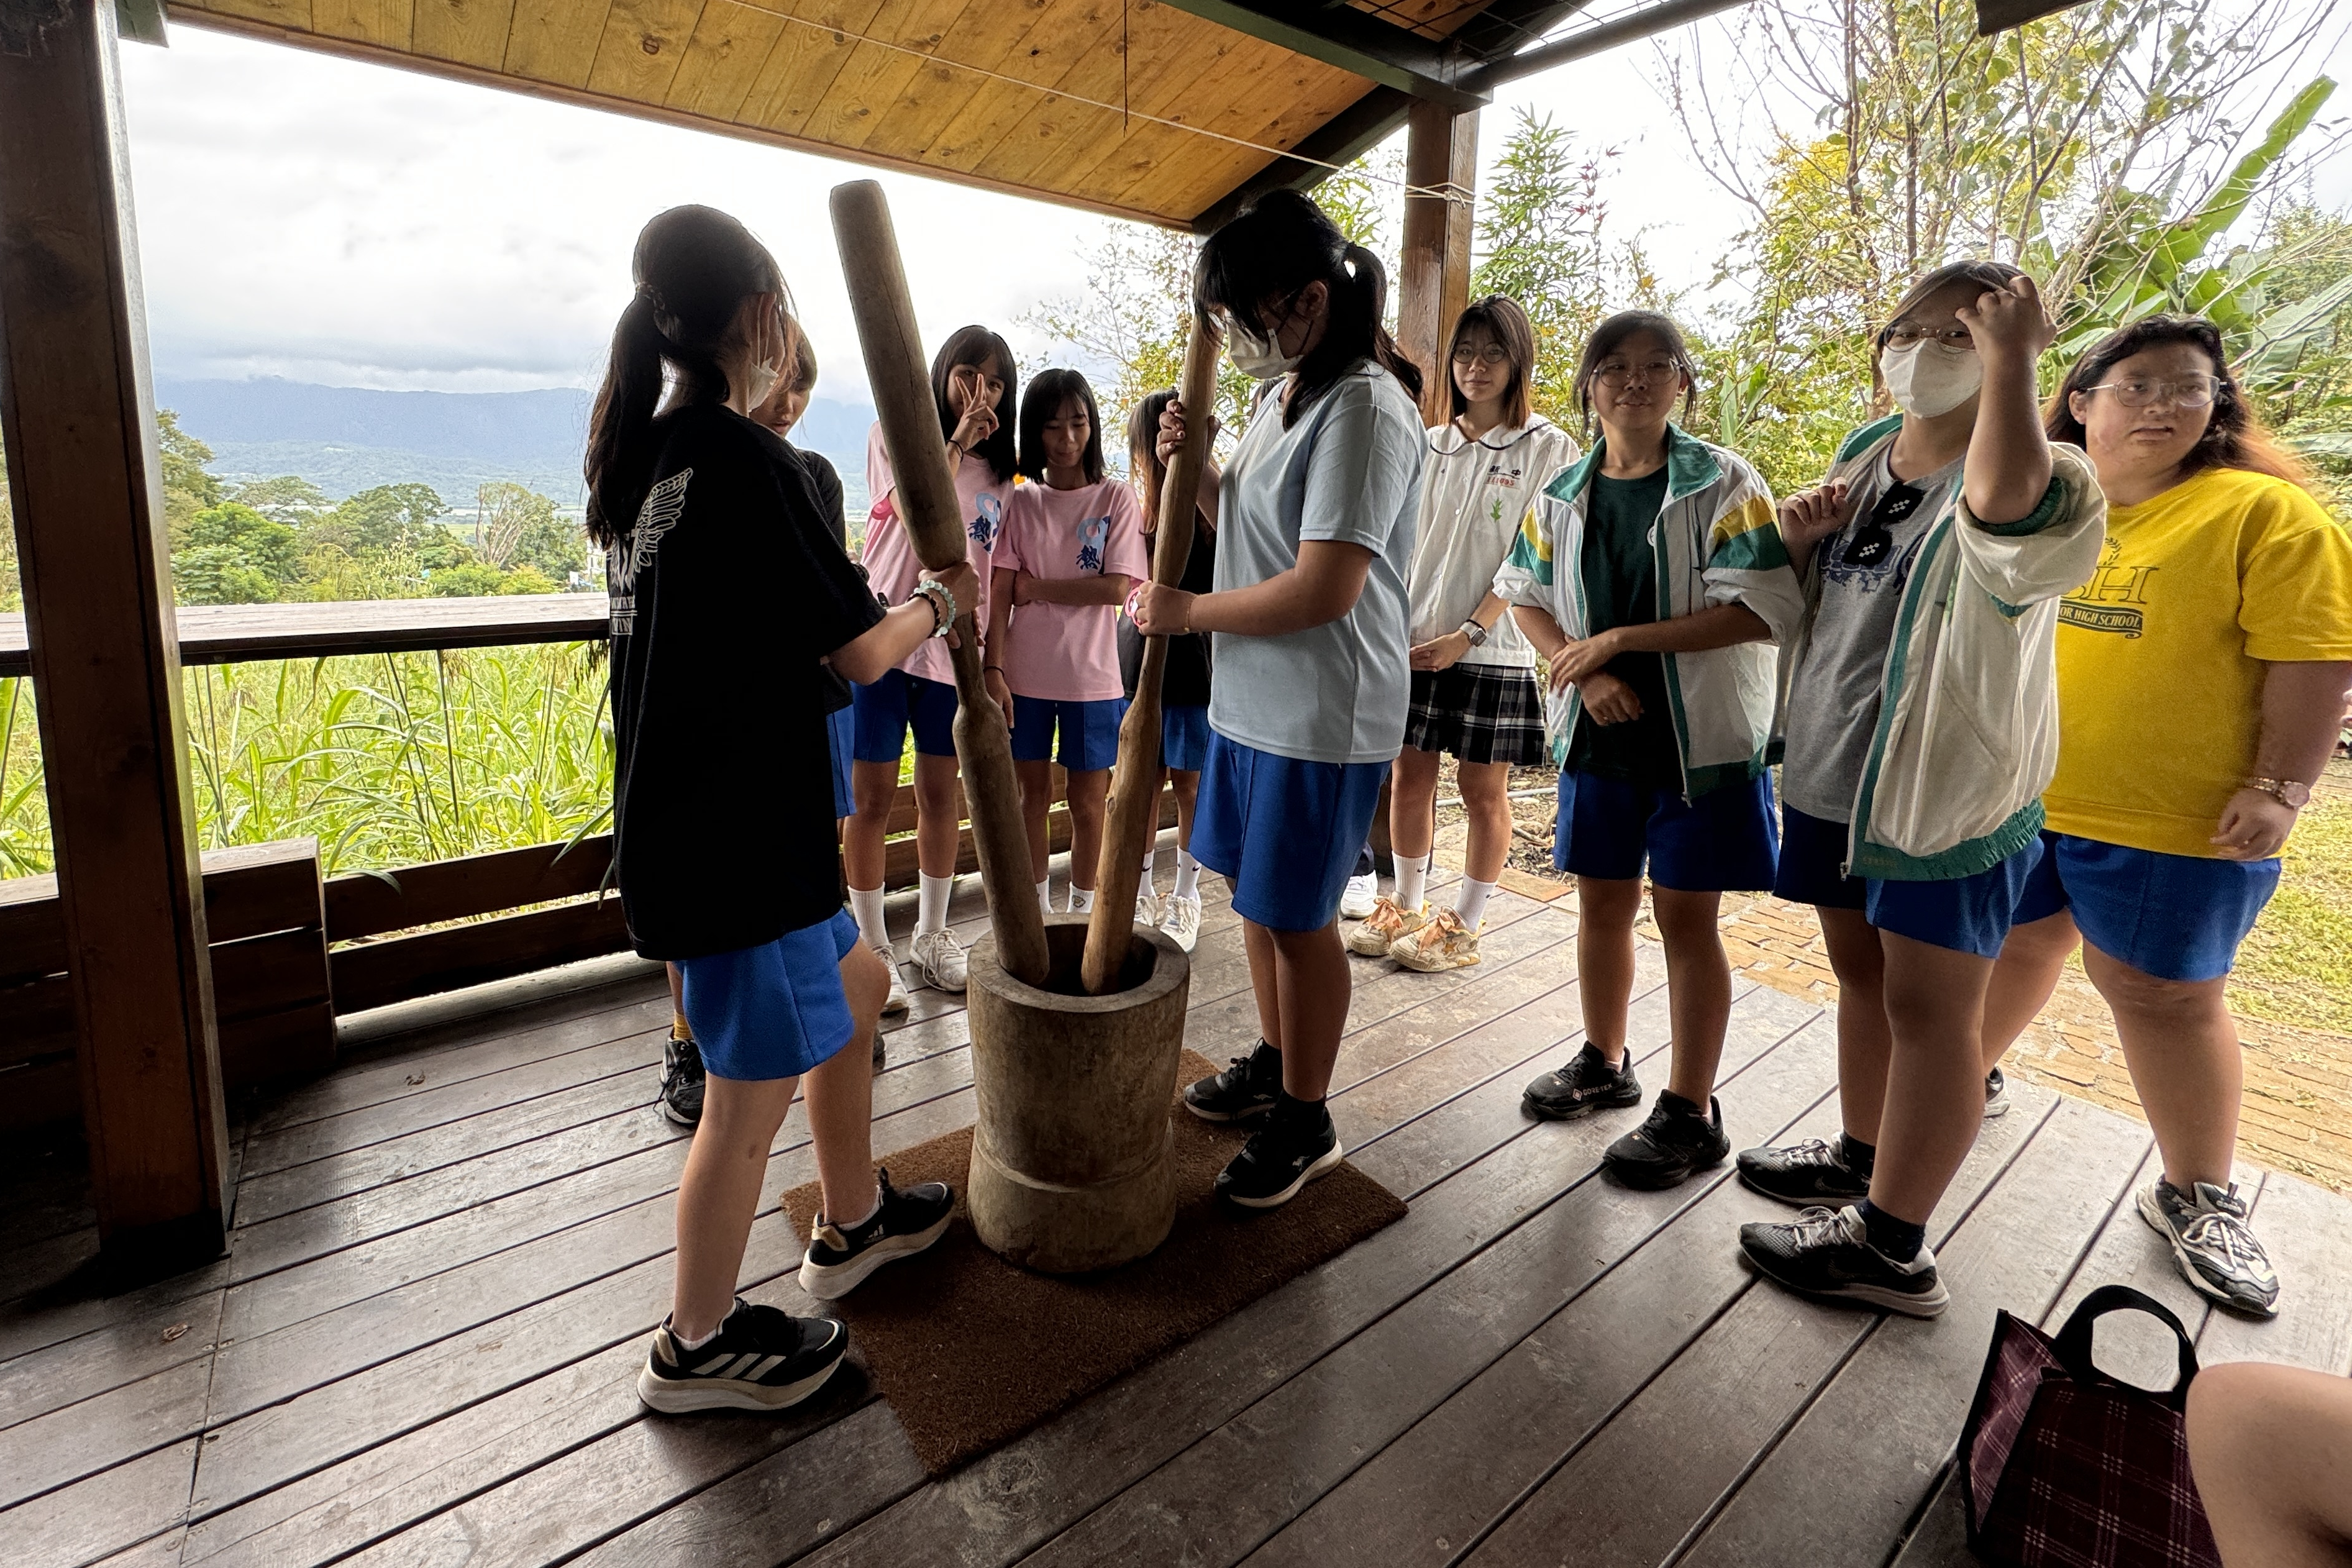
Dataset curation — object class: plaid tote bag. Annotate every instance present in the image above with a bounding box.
[1959,1284,2221,1568]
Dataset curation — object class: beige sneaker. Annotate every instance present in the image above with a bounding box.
[1390,908,1480,972]
[1344,895,1423,956]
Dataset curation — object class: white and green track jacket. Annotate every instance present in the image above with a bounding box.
[1492,424,1802,799]
[1790,414,2108,881]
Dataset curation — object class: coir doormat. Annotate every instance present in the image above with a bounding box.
[778,1049,1408,1475]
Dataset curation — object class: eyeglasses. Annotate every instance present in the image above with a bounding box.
[1451,342,1511,367]
[1593,358,1683,389]
[1840,480,1925,568]
[2084,376,2222,409]
[1884,324,1975,349]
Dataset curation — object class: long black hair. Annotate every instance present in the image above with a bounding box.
[1193,188,1423,428]
[1018,367,1106,484]
[585,204,785,550]
[2045,314,2313,491]
[931,325,1020,483]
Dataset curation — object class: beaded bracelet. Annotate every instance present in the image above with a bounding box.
[909,578,957,638]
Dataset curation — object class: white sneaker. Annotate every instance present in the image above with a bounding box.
[1135,887,1162,928]
[1159,893,1201,953]
[870,942,910,1014]
[911,928,968,992]
[1339,873,1379,921]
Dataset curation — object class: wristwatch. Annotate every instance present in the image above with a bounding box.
[2245,777,2313,809]
[1458,618,1489,649]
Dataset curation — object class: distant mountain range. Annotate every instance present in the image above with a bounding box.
[155,377,877,516]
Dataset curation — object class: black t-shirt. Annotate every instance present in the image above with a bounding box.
[606,404,884,960]
[1566,468,1682,788]
[1118,517,1217,708]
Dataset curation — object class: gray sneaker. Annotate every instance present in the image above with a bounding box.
[2138,1179,2279,1318]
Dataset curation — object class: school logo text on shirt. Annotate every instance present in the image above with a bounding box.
[1076,516,1111,573]
[608,467,690,635]
[2059,537,2157,639]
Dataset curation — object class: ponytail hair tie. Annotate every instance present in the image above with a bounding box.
[1124,584,1147,622]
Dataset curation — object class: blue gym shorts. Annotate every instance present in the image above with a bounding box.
[1162,703,1211,773]
[1192,732,1389,931]
[1553,768,1779,892]
[676,908,862,1082]
[851,668,958,763]
[1775,803,2045,960]
[1010,695,1126,772]
[2009,830,2279,982]
[825,703,854,819]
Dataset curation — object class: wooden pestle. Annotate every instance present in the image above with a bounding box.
[827,180,1051,990]
[1080,309,1223,995]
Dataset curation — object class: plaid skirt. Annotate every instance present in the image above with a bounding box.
[1401,663,1547,767]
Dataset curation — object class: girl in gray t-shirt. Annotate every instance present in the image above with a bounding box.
[1129,189,1425,1214]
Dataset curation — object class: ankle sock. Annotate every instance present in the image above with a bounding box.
[916,873,952,938]
[1857,1198,1925,1263]
[1395,852,1431,913]
[1455,876,1497,930]
[1582,1040,1626,1072]
[1174,849,1201,901]
[1657,1089,1705,1119]
[1140,846,1158,888]
[671,1011,692,1042]
[1838,1132,1877,1178]
[833,1181,883,1231]
[674,1317,722,1351]
[1036,878,1053,915]
[1069,886,1095,914]
[1272,1088,1331,1134]
[849,885,888,952]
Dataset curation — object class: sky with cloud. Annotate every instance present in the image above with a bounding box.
[119,4,2351,402]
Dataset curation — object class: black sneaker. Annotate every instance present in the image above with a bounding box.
[1215,1103,1344,1210]
[2139,1179,2279,1318]
[1604,1093,1731,1190]
[1983,1066,2010,1119]
[1521,1042,1644,1121]
[1185,1039,1283,1123]
[637,1297,847,1413]
[1736,1137,1871,1207]
[1739,1205,1949,1317]
[659,1034,706,1126]
[797,1168,955,1300]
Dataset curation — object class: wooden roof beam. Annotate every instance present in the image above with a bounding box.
[1153,0,1490,110]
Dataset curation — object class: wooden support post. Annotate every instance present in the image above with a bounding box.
[0,0,232,1264]
[1397,101,1479,427]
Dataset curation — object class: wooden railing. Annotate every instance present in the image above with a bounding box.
[0,596,1178,1128]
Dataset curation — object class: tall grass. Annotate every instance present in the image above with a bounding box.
[0,644,613,880]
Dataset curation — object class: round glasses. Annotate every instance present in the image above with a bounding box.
[2084,376,2222,409]
[1451,342,1511,366]
[1593,359,1682,388]
[1884,324,1976,349]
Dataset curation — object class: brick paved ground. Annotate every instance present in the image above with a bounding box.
[1426,765,2352,1195]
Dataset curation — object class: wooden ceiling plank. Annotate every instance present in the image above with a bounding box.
[1118,52,1365,210]
[1050,7,1279,199]
[311,0,416,47]
[585,0,709,99]
[740,0,899,136]
[412,0,519,66]
[795,0,982,153]
[1087,34,1341,207]
[501,0,616,84]
[663,0,788,119]
[867,0,1101,163]
[185,0,316,31]
[909,0,1129,173]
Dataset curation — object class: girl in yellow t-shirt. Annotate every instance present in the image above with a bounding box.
[1982,314,2352,1319]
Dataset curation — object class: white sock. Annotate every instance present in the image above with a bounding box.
[1456,876,1497,930]
[917,873,952,938]
[675,1317,722,1351]
[832,1180,883,1230]
[1037,878,1054,914]
[1141,844,1159,891]
[849,885,888,952]
[1395,852,1432,913]
[1070,886,1096,913]
[1174,849,1201,901]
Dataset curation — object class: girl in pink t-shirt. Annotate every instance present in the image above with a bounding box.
[985,369,1147,914]
[843,326,1020,1005]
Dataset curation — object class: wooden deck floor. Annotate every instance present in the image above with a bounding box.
[7,871,2352,1568]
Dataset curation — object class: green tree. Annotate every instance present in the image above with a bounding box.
[175,502,301,603]
[498,564,559,595]
[428,561,508,598]
[473,481,581,581]
[158,409,222,540]
[231,474,329,527]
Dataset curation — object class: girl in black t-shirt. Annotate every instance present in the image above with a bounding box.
[586,204,978,1416]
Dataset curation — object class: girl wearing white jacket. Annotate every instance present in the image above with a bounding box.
[1353,296,1580,972]
[1736,262,2106,1319]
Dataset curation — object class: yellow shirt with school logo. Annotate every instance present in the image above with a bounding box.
[2044,466,2352,859]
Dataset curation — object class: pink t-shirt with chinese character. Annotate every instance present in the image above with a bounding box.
[995,476,1148,703]
[860,423,1016,687]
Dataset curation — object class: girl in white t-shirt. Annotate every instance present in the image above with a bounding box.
[842,326,1019,1005]
[985,369,1148,916]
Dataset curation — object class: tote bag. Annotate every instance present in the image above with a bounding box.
[1958,1284,2221,1568]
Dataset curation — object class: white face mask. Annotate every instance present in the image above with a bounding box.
[1880,339,1982,417]
[742,357,782,409]
[1227,317,1301,381]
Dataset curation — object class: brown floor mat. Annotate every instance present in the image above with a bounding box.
[779,1049,1408,1475]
